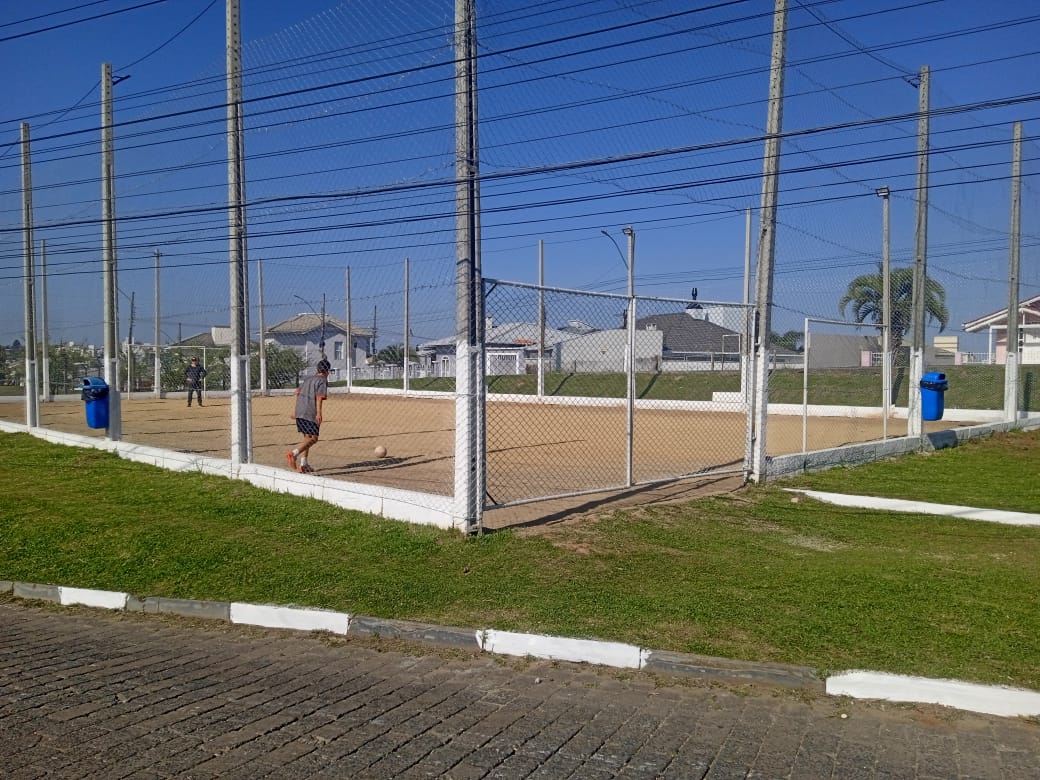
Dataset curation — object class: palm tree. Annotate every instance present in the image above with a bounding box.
[839,265,949,348]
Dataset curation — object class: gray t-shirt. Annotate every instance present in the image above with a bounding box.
[294,374,328,423]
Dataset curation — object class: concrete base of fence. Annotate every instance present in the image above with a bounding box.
[0,419,460,531]
[767,415,1040,480]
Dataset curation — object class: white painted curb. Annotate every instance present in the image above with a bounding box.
[482,629,650,669]
[230,603,351,635]
[59,587,128,610]
[786,489,1040,527]
[827,671,1040,718]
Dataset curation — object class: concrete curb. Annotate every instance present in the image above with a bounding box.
[785,489,1040,526]
[7,580,1040,717]
[827,671,1040,719]
[1,580,818,692]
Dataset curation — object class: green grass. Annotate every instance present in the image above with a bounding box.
[2,429,1039,689]
[788,428,1040,513]
[347,365,1040,410]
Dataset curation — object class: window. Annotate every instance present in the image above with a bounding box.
[333,341,344,360]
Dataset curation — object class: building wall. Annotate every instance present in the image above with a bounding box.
[554,329,663,373]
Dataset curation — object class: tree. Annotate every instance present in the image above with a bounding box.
[839,265,948,348]
[257,344,307,389]
[374,344,414,366]
[770,330,803,353]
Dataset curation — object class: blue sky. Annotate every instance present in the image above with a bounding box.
[1,0,1037,353]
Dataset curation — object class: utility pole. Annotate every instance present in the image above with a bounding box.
[908,65,930,438]
[257,258,267,395]
[624,226,635,488]
[454,0,483,533]
[101,62,121,439]
[154,249,162,399]
[876,186,891,439]
[226,0,251,464]
[371,305,377,356]
[742,207,753,469]
[127,290,135,397]
[345,265,353,391]
[403,257,411,394]
[1005,121,1022,421]
[537,240,545,398]
[40,238,51,402]
[750,0,787,482]
[20,123,39,427]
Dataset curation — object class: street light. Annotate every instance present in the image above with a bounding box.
[600,226,635,297]
[601,226,636,487]
[600,229,627,269]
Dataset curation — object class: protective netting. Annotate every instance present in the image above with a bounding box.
[1,1,1037,522]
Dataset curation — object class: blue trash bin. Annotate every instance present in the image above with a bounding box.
[81,377,110,429]
[920,371,948,421]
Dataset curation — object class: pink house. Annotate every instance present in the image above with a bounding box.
[962,294,1040,365]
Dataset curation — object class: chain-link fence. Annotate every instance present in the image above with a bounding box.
[2,1,1038,530]
[481,279,753,507]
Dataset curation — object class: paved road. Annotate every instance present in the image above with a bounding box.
[2,601,1039,779]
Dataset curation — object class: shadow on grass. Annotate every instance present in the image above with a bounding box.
[484,472,745,532]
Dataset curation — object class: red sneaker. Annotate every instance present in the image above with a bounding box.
[285,451,299,472]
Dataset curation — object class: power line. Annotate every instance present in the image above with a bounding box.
[4,87,1037,238]
[0,0,120,30]
[0,0,169,45]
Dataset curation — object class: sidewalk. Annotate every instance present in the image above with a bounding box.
[4,600,1039,780]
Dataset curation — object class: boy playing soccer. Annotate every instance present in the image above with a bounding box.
[286,358,330,473]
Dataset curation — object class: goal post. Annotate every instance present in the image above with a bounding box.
[801,317,887,452]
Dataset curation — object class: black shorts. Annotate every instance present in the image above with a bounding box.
[296,418,320,437]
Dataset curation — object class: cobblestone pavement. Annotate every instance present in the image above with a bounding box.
[2,601,1039,779]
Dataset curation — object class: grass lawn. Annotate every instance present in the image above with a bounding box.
[789,427,1040,513]
[2,429,1039,689]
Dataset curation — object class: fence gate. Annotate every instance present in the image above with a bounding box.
[481,278,754,508]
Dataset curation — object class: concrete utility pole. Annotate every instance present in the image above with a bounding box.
[454,0,484,533]
[1005,121,1022,420]
[127,290,135,398]
[403,258,411,394]
[20,123,39,428]
[908,65,930,438]
[537,240,545,398]
[742,207,754,469]
[345,265,353,391]
[876,186,891,439]
[40,239,51,402]
[257,258,267,395]
[101,63,121,439]
[750,0,787,482]
[226,0,251,465]
[154,249,162,399]
[624,226,635,488]
[126,291,135,397]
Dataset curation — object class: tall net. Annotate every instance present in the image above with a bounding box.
[1,1,1037,526]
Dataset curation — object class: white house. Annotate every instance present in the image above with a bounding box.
[416,320,576,378]
[265,314,375,378]
[962,295,1040,365]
